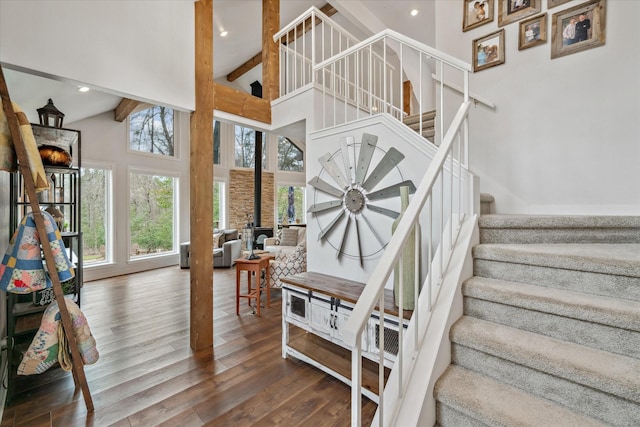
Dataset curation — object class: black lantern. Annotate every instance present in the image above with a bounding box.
[37,98,65,128]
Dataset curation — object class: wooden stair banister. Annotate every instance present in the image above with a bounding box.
[0,64,94,412]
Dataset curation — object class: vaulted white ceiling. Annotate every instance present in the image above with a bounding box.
[4,0,432,125]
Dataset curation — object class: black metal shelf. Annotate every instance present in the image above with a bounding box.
[5,124,82,404]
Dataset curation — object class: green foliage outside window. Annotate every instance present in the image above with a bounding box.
[277,185,305,224]
[81,168,108,263]
[277,136,304,172]
[213,181,223,229]
[129,173,175,256]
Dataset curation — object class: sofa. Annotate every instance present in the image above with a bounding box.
[179,229,242,269]
[263,226,306,254]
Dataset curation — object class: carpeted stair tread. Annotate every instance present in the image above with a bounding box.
[478,215,640,243]
[473,243,640,278]
[479,215,640,229]
[435,365,607,427]
[463,276,640,332]
[451,316,640,403]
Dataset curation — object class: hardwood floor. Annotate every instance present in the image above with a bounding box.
[1,266,377,426]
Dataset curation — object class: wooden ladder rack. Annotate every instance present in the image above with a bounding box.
[0,65,94,412]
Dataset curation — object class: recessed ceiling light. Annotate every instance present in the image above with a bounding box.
[77,86,90,92]
[410,9,419,17]
[220,30,228,37]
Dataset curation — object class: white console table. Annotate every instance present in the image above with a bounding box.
[280,272,410,402]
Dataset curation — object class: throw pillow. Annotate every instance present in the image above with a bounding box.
[213,232,224,249]
[290,227,306,245]
[280,228,299,247]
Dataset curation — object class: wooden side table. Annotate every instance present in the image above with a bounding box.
[235,254,274,316]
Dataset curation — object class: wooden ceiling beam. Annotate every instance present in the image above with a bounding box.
[227,52,263,83]
[114,98,145,122]
[226,2,336,82]
[213,83,271,123]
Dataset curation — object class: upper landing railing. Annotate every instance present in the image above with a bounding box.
[274,7,472,146]
[274,7,370,97]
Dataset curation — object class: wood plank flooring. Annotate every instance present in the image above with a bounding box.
[1,266,377,426]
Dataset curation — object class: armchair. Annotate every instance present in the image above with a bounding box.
[213,229,242,267]
[179,229,242,269]
[269,244,307,288]
[214,237,242,268]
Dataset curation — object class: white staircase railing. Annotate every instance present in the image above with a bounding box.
[345,100,472,426]
[275,10,474,426]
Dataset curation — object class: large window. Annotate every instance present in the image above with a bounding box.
[129,172,176,258]
[277,185,305,225]
[235,125,266,169]
[278,136,304,171]
[129,106,174,156]
[81,166,112,265]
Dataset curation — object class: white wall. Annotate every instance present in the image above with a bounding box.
[435,1,640,214]
[0,0,195,281]
[0,0,195,111]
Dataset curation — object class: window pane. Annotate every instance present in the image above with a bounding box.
[129,172,175,258]
[130,106,174,156]
[213,120,221,165]
[278,136,304,172]
[235,126,255,168]
[213,180,224,229]
[277,185,305,225]
[234,125,266,169]
[81,167,111,265]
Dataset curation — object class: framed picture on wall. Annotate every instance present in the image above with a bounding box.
[463,0,494,32]
[548,0,572,9]
[473,29,506,72]
[498,0,541,27]
[518,13,547,50]
[551,0,606,59]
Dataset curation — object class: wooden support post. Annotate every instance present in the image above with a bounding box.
[403,80,412,116]
[190,0,214,350]
[227,3,336,83]
[0,65,94,412]
[262,0,280,102]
